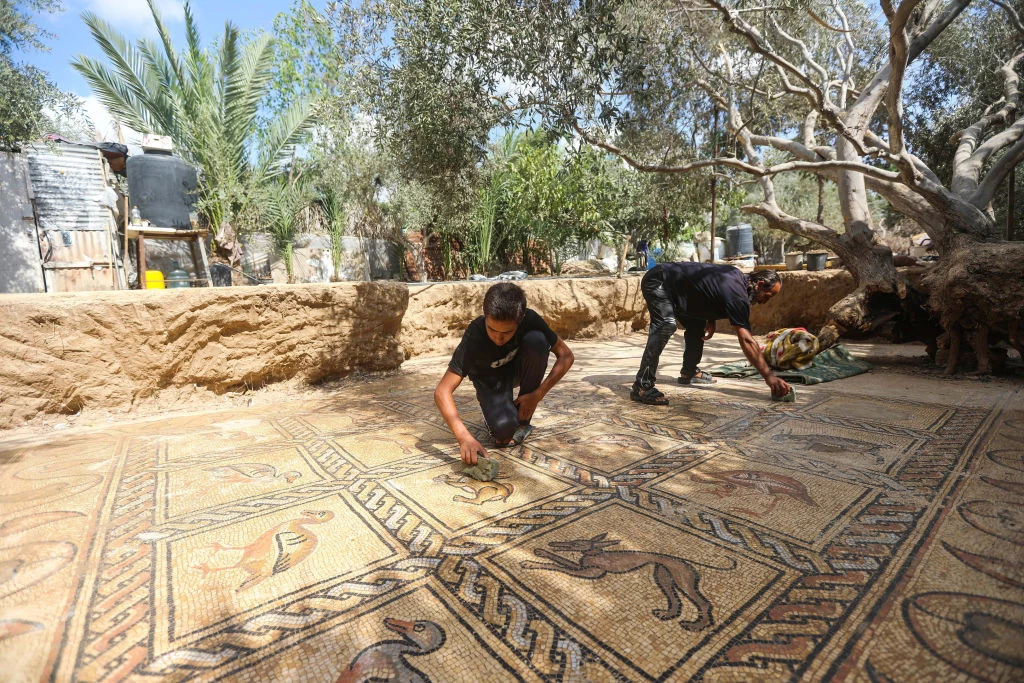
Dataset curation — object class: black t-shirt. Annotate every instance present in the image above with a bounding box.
[658,262,752,330]
[448,309,558,379]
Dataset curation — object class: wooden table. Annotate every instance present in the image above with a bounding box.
[128,226,212,288]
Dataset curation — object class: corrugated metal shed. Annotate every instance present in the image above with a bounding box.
[25,143,124,292]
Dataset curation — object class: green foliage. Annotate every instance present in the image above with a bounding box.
[0,0,84,150]
[72,0,316,235]
[257,180,313,280]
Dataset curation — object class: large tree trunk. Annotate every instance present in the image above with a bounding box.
[923,236,1024,373]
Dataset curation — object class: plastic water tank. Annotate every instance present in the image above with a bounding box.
[126,153,198,228]
[726,224,754,257]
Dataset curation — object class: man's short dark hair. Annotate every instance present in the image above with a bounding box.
[484,282,527,322]
[748,269,780,290]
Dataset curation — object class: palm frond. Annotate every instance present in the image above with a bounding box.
[147,0,185,89]
[255,97,317,182]
[224,33,275,154]
[72,55,157,133]
[76,12,173,133]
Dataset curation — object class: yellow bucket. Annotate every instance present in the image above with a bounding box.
[144,270,165,289]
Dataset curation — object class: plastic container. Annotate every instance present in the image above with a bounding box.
[210,263,232,287]
[126,153,198,229]
[144,270,165,289]
[130,205,142,226]
[165,261,190,288]
[785,252,804,270]
[806,251,828,271]
[726,224,754,257]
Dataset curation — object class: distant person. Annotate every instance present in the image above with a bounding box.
[630,263,790,405]
[435,282,575,465]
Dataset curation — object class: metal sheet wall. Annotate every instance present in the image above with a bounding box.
[25,144,122,292]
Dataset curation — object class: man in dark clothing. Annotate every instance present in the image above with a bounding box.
[631,263,790,405]
[435,282,575,465]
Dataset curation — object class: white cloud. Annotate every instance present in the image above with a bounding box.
[83,0,185,30]
[80,95,145,150]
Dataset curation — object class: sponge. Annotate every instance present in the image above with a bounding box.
[462,456,500,481]
[772,387,796,403]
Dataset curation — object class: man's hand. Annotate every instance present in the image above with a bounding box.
[703,321,715,340]
[459,436,486,465]
[767,374,791,397]
[513,390,542,422]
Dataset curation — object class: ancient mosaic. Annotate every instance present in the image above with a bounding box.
[1,339,1021,681]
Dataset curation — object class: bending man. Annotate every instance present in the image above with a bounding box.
[435,282,575,464]
[631,263,790,405]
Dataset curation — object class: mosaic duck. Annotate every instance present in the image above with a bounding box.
[194,510,334,592]
[202,463,302,484]
[336,618,446,683]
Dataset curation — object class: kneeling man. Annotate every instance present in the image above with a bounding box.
[435,282,575,465]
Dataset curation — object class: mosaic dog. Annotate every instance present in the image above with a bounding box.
[521,533,733,631]
[432,472,514,505]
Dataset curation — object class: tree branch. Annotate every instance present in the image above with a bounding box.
[988,0,1024,36]
[883,0,924,157]
[953,52,1023,194]
[694,0,869,156]
[847,0,971,132]
[570,120,763,176]
[742,200,842,244]
[971,123,1024,208]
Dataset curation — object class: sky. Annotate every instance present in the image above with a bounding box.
[14,0,307,139]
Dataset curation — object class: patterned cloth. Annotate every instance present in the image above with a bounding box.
[762,328,819,370]
[710,344,872,384]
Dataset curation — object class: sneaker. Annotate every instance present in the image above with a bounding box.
[678,369,716,385]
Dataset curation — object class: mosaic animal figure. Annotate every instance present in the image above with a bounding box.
[336,618,445,683]
[203,463,302,484]
[361,434,418,455]
[432,472,514,505]
[194,510,334,592]
[689,469,817,515]
[562,433,654,452]
[521,533,731,631]
[773,430,887,466]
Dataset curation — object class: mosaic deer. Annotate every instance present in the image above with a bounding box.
[521,533,733,631]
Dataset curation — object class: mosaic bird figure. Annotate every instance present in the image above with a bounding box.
[336,618,446,683]
[773,431,886,466]
[562,433,654,451]
[194,510,334,592]
[202,463,302,484]
[690,469,816,514]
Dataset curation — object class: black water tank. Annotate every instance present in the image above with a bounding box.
[126,153,198,228]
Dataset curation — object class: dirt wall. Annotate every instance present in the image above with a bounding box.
[716,269,857,334]
[0,270,853,428]
[0,282,407,429]
[402,277,649,359]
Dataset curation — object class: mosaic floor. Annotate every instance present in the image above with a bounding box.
[1,337,1022,682]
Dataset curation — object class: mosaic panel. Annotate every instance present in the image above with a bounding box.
[0,338,1019,682]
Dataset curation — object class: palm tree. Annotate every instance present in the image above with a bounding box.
[72,0,314,240]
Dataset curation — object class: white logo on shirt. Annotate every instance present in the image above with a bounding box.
[490,348,518,368]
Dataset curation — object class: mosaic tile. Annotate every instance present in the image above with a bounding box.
[0,337,1020,682]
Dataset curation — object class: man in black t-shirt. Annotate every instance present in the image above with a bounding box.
[630,263,790,405]
[435,282,575,465]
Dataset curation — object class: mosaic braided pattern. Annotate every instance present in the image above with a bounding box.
[0,340,1020,682]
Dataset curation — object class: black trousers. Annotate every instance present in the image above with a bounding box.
[472,330,550,441]
[634,267,707,390]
